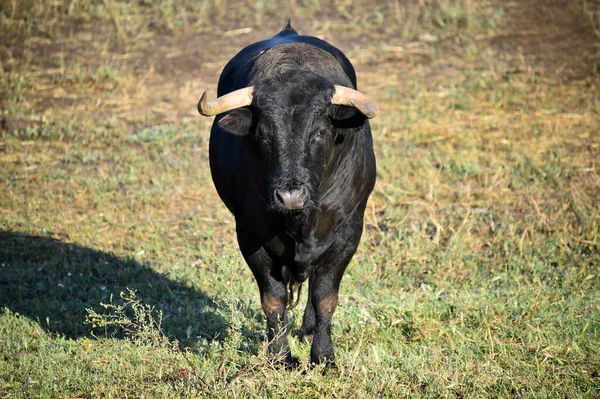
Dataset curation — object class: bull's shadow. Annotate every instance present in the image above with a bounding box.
[0,231,226,345]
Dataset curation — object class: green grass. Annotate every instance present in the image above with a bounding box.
[1,0,600,397]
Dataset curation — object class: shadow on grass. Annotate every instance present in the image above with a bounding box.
[0,231,227,345]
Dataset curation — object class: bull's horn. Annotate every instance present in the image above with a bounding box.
[332,85,379,119]
[197,86,255,116]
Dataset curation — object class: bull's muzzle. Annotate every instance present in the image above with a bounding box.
[274,187,309,210]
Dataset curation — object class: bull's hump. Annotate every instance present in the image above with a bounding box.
[250,43,349,85]
[218,31,357,94]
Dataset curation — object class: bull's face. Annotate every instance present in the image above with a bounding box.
[198,71,378,213]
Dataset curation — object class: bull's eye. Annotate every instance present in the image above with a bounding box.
[255,128,271,159]
[257,129,270,146]
[312,128,327,143]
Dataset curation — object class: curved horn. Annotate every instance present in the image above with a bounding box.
[197,86,254,117]
[332,85,379,119]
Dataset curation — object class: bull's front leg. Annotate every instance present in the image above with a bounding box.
[305,221,363,368]
[259,273,291,361]
[309,268,343,367]
[237,227,293,365]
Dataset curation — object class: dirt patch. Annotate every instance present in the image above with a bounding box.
[489,0,599,80]
[0,117,39,134]
[2,0,598,125]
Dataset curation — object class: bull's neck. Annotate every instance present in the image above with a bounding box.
[280,207,317,237]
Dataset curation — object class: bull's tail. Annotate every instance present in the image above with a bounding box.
[282,262,310,310]
[287,280,303,310]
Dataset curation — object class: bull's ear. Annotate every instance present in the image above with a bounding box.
[218,108,253,136]
[329,105,366,129]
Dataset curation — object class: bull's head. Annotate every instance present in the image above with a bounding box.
[198,71,378,213]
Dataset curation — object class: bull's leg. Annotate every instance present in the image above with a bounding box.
[260,275,292,361]
[298,270,315,342]
[309,271,342,367]
[236,227,293,364]
[309,232,362,368]
[249,253,292,362]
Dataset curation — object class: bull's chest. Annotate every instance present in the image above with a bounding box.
[263,210,334,268]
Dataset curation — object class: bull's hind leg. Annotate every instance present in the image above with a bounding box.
[298,270,315,342]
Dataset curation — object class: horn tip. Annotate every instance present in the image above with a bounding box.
[198,91,210,116]
[350,100,379,119]
[366,104,379,119]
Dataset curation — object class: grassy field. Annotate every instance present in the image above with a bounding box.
[1,0,599,397]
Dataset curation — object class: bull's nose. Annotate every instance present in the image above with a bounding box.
[274,187,308,210]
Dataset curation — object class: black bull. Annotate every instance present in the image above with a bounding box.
[198,24,378,367]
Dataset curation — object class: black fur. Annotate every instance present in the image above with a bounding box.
[207,24,376,367]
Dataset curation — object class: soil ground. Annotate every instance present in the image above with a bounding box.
[1,0,599,397]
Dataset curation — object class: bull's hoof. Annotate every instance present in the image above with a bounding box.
[269,354,300,371]
[298,331,314,343]
[309,359,338,375]
[321,361,339,376]
[286,356,300,371]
